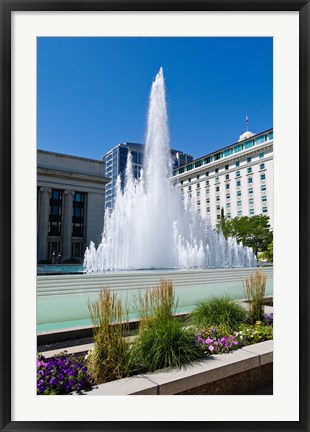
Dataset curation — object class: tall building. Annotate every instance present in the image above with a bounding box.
[37,150,110,262]
[172,128,273,228]
[102,142,193,209]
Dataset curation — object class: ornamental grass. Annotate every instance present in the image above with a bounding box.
[131,280,204,371]
[86,287,132,384]
[243,270,267,324]
[191,295,248,330]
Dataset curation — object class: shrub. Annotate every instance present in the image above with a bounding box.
[191,296,248,330]
[243,270,267,323]
[132,318,204,371]
[235,322,273,345]
[86,288,132,384]
[37,352,93,395]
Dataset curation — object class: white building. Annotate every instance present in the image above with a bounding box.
[172,128,273,228]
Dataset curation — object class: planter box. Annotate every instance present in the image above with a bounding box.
[86,340,273,396]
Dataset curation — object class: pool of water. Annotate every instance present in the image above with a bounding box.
[37,264,85,274]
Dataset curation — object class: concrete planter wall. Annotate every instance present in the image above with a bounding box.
[86,340,273,396]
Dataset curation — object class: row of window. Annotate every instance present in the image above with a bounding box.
[47,190,85,237]
[206,207,269,219]
[173,132,271,176]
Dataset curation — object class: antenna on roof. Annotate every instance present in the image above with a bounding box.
[246,111,249,131]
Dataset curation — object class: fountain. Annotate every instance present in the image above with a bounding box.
[37,68,268,333]
[84,68,256,272]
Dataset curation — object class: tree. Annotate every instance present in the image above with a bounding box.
[218,213,273,258]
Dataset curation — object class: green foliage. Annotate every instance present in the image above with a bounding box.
[131,318,204,372]
[191,296,248,330]
[235,322,273,345]
[86,288,132,384]
[131,280,204,372]
[218,214,273,257]
[243,270,266,324]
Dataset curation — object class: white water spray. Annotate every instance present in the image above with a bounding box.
[84,68,256,272]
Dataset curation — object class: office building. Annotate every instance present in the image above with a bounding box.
[102,142,193,209]
[172,129,273,228]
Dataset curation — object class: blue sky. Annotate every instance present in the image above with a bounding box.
[37,37,273,160]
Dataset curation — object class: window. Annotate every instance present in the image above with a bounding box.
[197,174,200,179]
[236,161,240,167]
[226,184,230,190]
[247,157,252,163]
[249,198,254,205]
[215,168,219,173]
[206,198,210,204]
[236,170,240,177]
[188,178,191,182]
[180,180,183,185]
[215,177,219,183]
[225,174,229,180]
[261,174,266,181]
[259,152,265,159]
[249,209,255,215]
[72,241,84,258]
[72,192,85,237]
[248,188,253,194]
[261,185,267,192]
[206,180,209,186]
[216,186,220,192]
[245,140,254,149]
[188,186,192,191]
[227,213,231,218]
[268,131,273,140]
[216,196,220,202]
[206,188,210,195]
[262,195,267,202]
[216,205,221,211]
[262,206,268,213]
[217,214,221,220]
[226,193,230,199]
[49,189,62,236]
[48,240,61,258]
[260,163,265,170]
[236,180,241,187]
[205,172,209,177]
[247,167,252,174]
[197,200,201,206]
[195,161,202,168]
[238,210,242,217]
[196,183,200,189]
[248,177,253,184]
[226,203,231,209]
[207,207,210,213]
[225,164,229,170]
[234,144,243,153]
[237,200,242,207]
[196,191,200,197]
[237,190,242,197]
[224,149,233,157]
[256,135,267,144]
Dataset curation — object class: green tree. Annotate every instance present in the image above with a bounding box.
[218,214,273,258]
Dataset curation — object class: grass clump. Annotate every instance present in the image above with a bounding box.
[243,270,267,324]
[132,280,204,371]
[191,295,248,330]
[86,288,131,384]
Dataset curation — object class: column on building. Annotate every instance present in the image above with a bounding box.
[37,187,52,261]
[62,189,75,260]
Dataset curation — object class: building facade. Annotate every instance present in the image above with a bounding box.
[102,142,193,209]
[37,150,110,262]
[172,129,273,228]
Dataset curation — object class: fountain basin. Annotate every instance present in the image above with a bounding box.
[37,267,273,332]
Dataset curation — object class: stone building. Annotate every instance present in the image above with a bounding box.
[37,150,110,263]
[172,128,273,228]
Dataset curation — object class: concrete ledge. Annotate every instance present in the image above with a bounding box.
[87,340,273,396]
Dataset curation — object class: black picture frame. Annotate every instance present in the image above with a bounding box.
[1,1,309,431]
